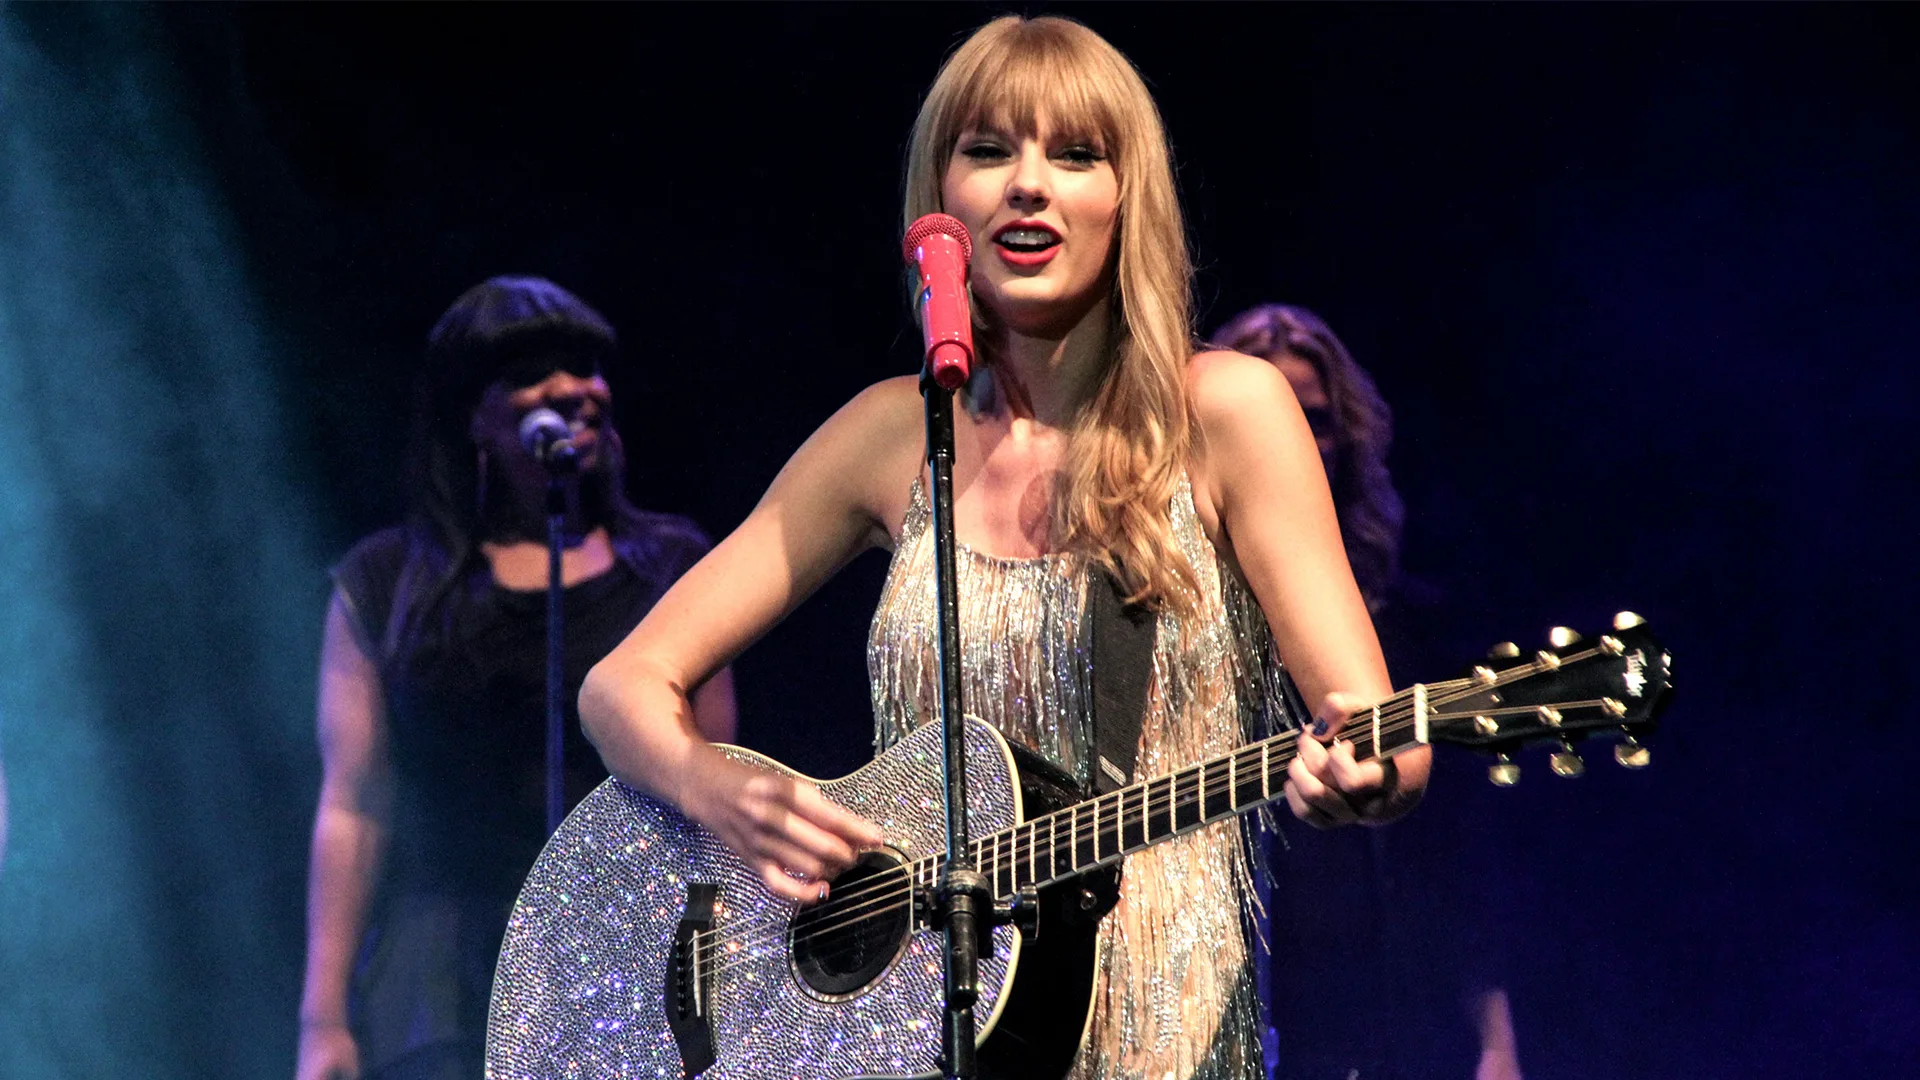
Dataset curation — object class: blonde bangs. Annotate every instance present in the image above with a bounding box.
[952,35,1120,157]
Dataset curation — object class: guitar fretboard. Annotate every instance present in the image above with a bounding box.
[909,683,1432,900]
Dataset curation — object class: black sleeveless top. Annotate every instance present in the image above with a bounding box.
[331,514,707,1075]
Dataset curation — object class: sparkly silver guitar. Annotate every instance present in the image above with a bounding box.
[487,616,1670,1080]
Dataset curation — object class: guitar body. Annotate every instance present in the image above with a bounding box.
[487,717,1101,1080]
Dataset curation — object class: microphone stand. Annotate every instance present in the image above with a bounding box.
[923,370,996,1080]
[544,473,567,836]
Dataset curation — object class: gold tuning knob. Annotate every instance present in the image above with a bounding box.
[1614,733,1652,769]
[1613,611,1646,630]
[1487,642,1522,659]
[1488,753,1521,787]
[1549,740,1585,778]
[1548,626,1583,648]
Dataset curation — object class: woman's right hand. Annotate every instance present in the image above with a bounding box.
[295,1021,359,1080]
[678,746,884,904]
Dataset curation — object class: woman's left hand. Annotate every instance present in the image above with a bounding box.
[1284,691,1403,828]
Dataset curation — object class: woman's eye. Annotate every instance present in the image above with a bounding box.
[960,143,1009,162]
[1058,145,1106,168]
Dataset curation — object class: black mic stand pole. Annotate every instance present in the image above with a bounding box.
[924,370,994,1080]
[544,472,568,836]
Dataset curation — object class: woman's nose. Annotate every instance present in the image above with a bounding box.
[1006,145,1050,211]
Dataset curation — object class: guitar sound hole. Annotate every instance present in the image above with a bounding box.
[790,849,913,999]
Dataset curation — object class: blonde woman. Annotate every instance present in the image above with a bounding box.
[580,16,1428,1079]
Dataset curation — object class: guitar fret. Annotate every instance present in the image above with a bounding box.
[1052,810,1067,880]
[1138,783,1151,848]
[1118,785,1140,851]
[999,827,1012,891]
[1262,742,1271,801]
[1049,814,1060,880]
[1228,753,1238,812]
[1005,829,1017,894]
[1205,754,1229,819]
[1043,815,1053,881]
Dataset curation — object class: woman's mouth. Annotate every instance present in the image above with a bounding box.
[993,222,1061,268]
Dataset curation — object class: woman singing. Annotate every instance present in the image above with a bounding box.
[297,277,735,1080]
[579,17,1427,1079]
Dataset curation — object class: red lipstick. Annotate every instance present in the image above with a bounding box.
[991,220,1061,268]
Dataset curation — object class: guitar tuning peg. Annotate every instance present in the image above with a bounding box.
[1487,642,1521,659]
[1488,753,1520,787]
[1547,626,1582,648]
[1612,611,1646,630]
[1549,740,1585,778]
[1614,732,1651,769]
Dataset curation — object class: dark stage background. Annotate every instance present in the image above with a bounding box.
[1,4,1914,1078]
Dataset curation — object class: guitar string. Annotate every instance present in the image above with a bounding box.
[692,647,1623,971]
[691,653,1618,974]
[690,666,1490,961]
[694,720,1376,981]
[691,722,1306,971]
[693,727,1309,975]
[694,677,1606,977]
[695,704,1407,976]
[686,664,1517,960]
[691,683,1430,963]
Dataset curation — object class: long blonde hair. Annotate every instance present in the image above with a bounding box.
[904,15,1200,614]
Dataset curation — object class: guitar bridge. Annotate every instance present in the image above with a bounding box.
[666,882,719,1076]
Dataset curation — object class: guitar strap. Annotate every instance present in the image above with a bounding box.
[1088,567,1157,795]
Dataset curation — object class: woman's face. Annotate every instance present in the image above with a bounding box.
[469,359,614,475]
[941,115,1119,335]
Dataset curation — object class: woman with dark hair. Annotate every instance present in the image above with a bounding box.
[295,276,735,1080]
[1216,302,1521,1080]
[570,17,1426,1080]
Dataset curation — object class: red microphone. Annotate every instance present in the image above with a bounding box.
[902,213,975,390]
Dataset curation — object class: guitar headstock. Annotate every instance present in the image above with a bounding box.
[1425,612,1672,785]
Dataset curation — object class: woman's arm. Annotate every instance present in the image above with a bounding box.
[689,666,738,744]
[1189,350,1430,825]
[580,378,921,901]
[296,590,395,1080]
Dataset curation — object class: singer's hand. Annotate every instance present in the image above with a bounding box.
[1284,691,1399,828]
[678,746,884,903]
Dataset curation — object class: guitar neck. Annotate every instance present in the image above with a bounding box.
[894,620,1668,903]
[915,683,1433,900]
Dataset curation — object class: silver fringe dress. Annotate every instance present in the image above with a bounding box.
[868,477,1290,1080]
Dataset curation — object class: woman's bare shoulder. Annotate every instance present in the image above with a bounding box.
[791,375,925,546]
[837,375,925,434]
[1184,349,1313,531]
[1186,348,1296,431]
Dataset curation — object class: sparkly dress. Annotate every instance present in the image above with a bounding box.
[868,477,1291,1080]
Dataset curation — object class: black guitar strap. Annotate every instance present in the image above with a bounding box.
[1088,567,1157,795]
